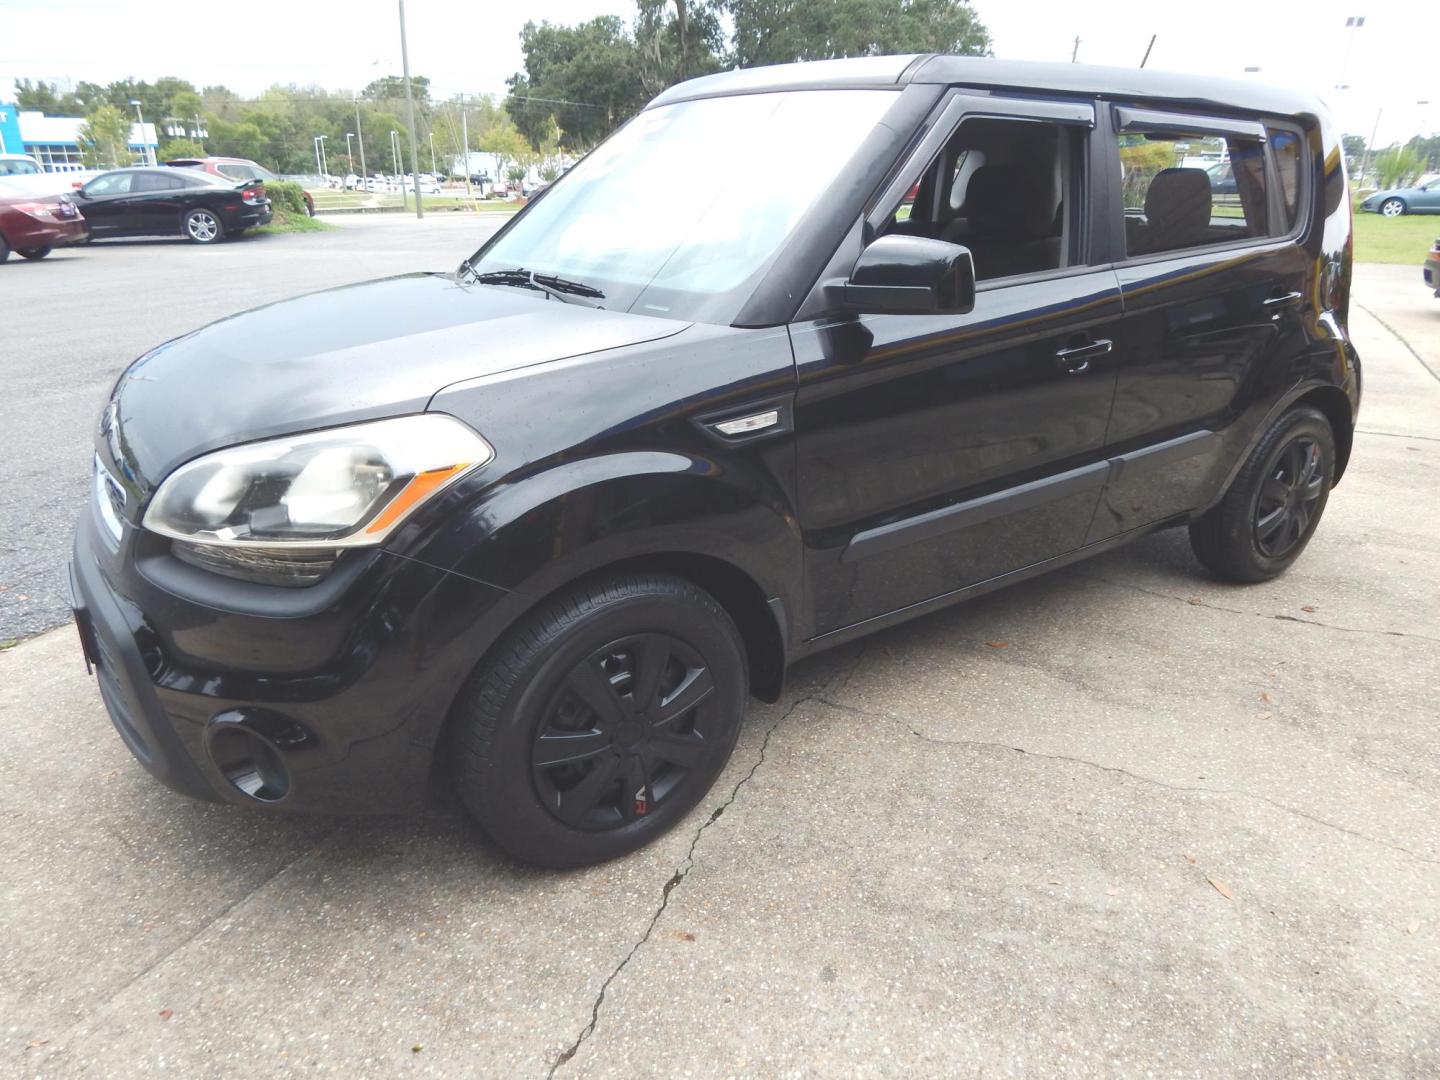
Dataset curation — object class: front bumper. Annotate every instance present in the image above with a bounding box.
[69,505,509,814]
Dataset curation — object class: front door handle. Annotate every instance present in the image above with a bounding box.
[1263,290,1303,309]
[1054,338,1112,375]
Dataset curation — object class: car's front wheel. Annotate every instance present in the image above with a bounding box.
[452,573,748,868]
[183,208,224,244]
[1380,197,1406,217]
[17,246,52,260]
[1189,405,1335,583]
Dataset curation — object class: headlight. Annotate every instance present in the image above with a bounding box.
[143,415,492,578]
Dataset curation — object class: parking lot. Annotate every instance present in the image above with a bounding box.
[2,230,1438,1076]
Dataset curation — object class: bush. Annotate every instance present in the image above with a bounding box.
[264,179,310,219]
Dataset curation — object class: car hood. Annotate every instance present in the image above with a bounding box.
[1363,187,1417,202]
[105,272,687,493]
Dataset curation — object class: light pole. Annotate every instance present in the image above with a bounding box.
[128,99,150,165]
[353,96,368,189]
[345,132,355,177]
[428,131,437,177]
[313,135,329,178]
[399,0,424,218]
[391,130,407,209]
[1338,15,1365,88]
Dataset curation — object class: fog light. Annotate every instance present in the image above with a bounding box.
[205,710,313,803]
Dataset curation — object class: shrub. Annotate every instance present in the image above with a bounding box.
[264,179,310,219]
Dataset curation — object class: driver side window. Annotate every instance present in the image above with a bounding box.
[882,116,1079,282]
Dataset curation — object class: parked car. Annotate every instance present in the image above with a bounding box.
[1425,237,1440,297]
[74,167,272,243]
[1358,178,1440,216]
[71,56,1359,868]
[0,152,99,196]
[163,156,315,216]
[0,189,88,261]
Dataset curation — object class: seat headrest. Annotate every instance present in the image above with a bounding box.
[964,165,1053,240]
[1143,168,1212,242]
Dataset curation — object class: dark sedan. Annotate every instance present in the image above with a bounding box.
[74,167,272,244]
[0,188,88,261]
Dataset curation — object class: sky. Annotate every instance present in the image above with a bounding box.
[0,0,1435,147]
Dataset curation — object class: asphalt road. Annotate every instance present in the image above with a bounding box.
[0,213,508,642]
[0,264,1437,1076]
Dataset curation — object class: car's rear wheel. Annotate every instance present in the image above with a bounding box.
[1189,405,1335,583]
[17,246,52,260]
[0,234,9,263]
[452,572,748,868]
[183,208,224,244]
[1380,197,1406,217]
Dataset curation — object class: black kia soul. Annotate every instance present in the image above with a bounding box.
[71,56,1359,867]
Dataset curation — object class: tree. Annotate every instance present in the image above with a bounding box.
[160,137,206,160]
[78,104,136,167]
[363,75,431,108]
[634,0,724,94]
[1375,145,1423,189]
[14,78,86,114]
[728,0,991,68]
[1341,134,1366,170]
[506,18,648,149]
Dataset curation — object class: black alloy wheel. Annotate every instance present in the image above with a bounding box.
[531,633,721,830]
[1189,405,1335,583]
[452,573,747,867]
[1252,435,1325,558]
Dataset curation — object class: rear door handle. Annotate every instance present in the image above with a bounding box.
[1263,290,1303,309]
[1054,338,1112,375]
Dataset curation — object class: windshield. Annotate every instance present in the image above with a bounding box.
[467,88,898,323]
[0,159,41,176]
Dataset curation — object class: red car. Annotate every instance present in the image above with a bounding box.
[163,156,315,216]
[0,189,88,262]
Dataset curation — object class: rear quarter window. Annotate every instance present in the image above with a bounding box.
[1268,127,1304,232]
[1117,129,1268,258]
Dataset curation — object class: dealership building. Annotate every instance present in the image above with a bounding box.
[0,102,158,171]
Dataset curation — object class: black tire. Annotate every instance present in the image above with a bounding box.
[453,573,748,868]
[1189,406,1335,583]
[1380,197,1406,218]
[17,246,52,260]
[0,234,9,263]
[182,208,225,244]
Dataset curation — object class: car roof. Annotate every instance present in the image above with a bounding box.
[648,54,1327,119]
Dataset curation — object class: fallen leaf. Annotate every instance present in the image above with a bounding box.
[24,1039,49,1052]
[1183,853,1197,864]
[1258,711,1274,720]
[158,1009,173,1021]
[1301,605,1316,613]
[412,1045,423,1054]
[1105,887,1121,896]
[985,641,1009,649]
[1260,691,1272,703]
[1408,920,1422,935]
[1207,877,1234,900]
[1187,596,1204,606]
[1047,879,1061,885]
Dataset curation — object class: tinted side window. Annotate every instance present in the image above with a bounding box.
[85,173,133,196]
[217,163,248,180]
[1268,128,1303,231]
[1118,130,1267,257]
[133,172,183,192]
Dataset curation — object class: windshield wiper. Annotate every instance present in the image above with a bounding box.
[462,264,605,306]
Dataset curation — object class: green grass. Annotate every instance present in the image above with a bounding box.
[254,211,335,236]
[1352,209,1440,264]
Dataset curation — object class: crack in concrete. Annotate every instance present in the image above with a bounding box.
[816,695,1440,870]
[546,691,814,1076]
[1075,572,1440,645]
[1355,428,1440,444]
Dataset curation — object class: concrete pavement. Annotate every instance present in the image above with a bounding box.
[1,266,1438,1077]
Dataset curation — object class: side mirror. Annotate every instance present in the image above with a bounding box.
[841,234,976,316]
